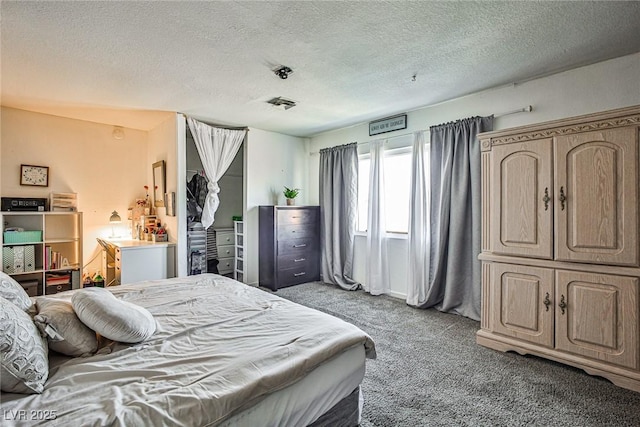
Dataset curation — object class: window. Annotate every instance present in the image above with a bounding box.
[357,147,414,233]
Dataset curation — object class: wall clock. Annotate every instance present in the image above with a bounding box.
[20,164,49,187]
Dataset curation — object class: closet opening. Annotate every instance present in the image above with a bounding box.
[185,125,244,279]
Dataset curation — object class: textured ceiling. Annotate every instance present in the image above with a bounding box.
[1,1,639,136]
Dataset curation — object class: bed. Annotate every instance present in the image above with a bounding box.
[1,274,376,426]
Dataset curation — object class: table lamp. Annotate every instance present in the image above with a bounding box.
[109,211,122,238]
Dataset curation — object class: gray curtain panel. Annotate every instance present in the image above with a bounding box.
[319,143,360,290]
[421,116,493,320]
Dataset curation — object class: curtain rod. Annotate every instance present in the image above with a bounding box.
[308,105,533,155]
[495,105,533,118]
[180,113,249,132]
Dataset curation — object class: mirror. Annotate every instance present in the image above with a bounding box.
[152,160,166,207]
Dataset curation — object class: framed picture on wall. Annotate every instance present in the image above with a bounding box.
[20,164,49,187]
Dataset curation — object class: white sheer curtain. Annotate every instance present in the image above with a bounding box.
[365,139,389,295]
[406,131,431,306]
[187,117,246,229]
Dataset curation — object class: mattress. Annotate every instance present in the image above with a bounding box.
[1,274,375,426]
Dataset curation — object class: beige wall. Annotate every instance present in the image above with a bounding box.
[147,114,179,241]
[0,107,149,276]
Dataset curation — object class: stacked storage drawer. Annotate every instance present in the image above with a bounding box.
[187,222,207,275]
[215,228,235,276]
[259,206,320,291]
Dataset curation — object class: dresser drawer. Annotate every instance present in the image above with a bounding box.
[277,264,320,287]
[217,256,234,274]
[277,223,317,240]
[217,244,235,259]
[216,230,235,247]
[278,253,314,270]
[277,208,318,225]
[278,237,317,256]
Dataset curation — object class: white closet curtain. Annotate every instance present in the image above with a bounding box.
[365,139,389,295]
[187,117,246,229]
[406,131,431,306]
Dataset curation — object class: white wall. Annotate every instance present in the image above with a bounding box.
[308,53,640,299]
[0,107,149,276]
[245,128,309,285]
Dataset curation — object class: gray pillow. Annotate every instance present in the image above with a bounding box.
[71,287,156,343]
[0,271,33,312]
[0,296,49,394]
[34,297,98,357]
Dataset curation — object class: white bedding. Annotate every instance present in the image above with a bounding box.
[1,274,376,426]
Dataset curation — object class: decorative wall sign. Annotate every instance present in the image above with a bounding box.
[369,114,407,136]
[20,164,49,187]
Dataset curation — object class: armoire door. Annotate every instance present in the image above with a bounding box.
[490,139,553,259]
[555,270,639,370]
[554,127,638,266]
[491,263,554,348]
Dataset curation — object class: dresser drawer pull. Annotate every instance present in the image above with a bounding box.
[294,258,306,262]
[293,272,306,277]
[293,244,307,248]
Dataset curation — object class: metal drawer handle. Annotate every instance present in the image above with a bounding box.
[558,294,567,315]
[542,188,550,211]
[559,186,566,211]
[294,258,306,262]
[293,244,307,248]
[543,292,551,311]
[294,272,306,277]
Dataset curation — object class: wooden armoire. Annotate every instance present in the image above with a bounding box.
[477,105,640,392]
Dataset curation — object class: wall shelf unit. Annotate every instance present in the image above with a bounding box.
[1,211,83,295]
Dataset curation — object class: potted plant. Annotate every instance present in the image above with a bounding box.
[283,186,300,205]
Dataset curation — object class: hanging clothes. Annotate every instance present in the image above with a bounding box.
[187,173,209,211]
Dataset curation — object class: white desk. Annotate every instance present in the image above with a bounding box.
[101,238,176,285]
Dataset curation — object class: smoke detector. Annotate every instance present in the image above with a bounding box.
[267,97,297,110]
[273,65,293,79]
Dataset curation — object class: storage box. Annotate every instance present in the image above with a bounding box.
[19,280,39,297]
[23,245,35,272]
[3,230,42,244]
[3,247,24,273]
[151,233,168,242]
[46,283,71,294]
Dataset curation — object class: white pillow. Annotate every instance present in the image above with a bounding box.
[34,297,98,357]
[71,287,156,343]
[0,296,49,394]
[0,271,32,312]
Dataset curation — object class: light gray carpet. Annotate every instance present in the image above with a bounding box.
[271,281,640,426]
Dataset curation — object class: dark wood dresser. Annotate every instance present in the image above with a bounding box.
[259,205,320,291]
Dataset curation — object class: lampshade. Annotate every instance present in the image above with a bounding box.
[109,211,122,223]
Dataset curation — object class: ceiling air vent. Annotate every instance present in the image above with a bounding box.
[267,97,297,110]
